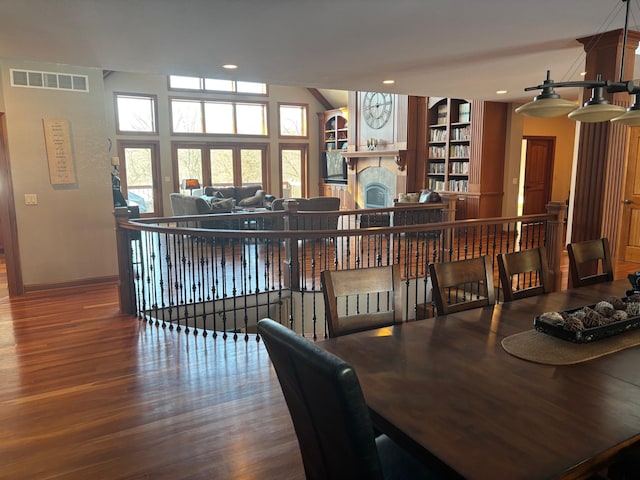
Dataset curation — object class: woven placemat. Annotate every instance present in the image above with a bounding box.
[501,329,640,365]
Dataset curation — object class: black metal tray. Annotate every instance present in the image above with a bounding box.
[533,302,640,343]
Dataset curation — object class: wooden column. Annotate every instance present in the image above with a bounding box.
[545,201,568,291]
[571,29,640,260]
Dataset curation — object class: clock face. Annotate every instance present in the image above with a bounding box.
[362,92,393,129]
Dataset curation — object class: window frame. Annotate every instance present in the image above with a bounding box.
[117,140,163,216]
[171,141,270,191]
[278,143,308,198]
[114,92,159,135]
[278,102,309,139]
[167,75,268,96]
[169,96,269,137]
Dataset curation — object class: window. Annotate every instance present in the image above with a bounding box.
[279,103,308,138]
[171,98,268,135]
[115,93,158,133]
[118,141,162,215]
[279,144,308,198]
[173,142,268,191]
[169,75,267,95]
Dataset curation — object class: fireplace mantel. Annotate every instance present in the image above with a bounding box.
[341,150,408,172]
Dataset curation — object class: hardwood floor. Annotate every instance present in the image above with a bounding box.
[0,253,638,479]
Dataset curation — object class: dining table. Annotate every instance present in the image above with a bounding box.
[318,279,640,480]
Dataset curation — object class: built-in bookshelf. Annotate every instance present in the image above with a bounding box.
[426,98,471,193]
[423,97,508,219]
[319,108,349,185]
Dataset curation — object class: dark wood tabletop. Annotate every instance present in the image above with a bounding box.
[318,280,640,480]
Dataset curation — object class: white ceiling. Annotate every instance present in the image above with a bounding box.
[1,0,640,107]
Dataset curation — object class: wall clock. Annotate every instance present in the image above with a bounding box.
[362,92,393,129]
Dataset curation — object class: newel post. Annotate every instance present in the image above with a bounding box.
[283,200,300,291]
[114,206,136,315]
[545,201,568,292]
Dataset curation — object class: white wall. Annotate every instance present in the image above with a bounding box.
[0,59,116,288]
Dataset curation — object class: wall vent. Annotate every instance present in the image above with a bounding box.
[10,69,89,92]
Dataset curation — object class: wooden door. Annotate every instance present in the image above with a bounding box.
[523,137,555,215]
[619,128,640,262]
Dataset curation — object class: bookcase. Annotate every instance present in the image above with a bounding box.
[426,98,471,193]
[318,108,349,185]
[423,97,507,219]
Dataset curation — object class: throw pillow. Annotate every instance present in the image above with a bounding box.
[419,189,441,203]
[238,190,266,207]
[209,198,234,212]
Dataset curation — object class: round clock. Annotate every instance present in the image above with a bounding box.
[362,92,393,129]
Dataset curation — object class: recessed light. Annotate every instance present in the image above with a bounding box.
[496,90,507,95]
[223,64,238,70]
[382,79,395,85]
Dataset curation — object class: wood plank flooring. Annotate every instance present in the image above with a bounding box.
[0,254,638,479]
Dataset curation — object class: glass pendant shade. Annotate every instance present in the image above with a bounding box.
[568,103,626,122]
[515,97,578,118]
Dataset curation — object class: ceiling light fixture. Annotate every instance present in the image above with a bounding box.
[516,0,640,126]
[382,79,395,85]
[222,64,238,70]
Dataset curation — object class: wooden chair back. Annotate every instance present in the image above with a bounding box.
[497,246,551,302]
[567,237,613,288]
[321,264,401,338]
[429,255,495,315]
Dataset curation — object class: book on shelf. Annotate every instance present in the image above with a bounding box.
[458,102,471,123]
[450,144,470,158]
[428,178,446,191]
[429,145,446,158]
[429,128,447,142]
[447,179,468,192]
[437,104,448,124]
[451,126,470,140]
[428,162,446,174]
[449,161,469,174]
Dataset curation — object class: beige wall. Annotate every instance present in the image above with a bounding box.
[103,72,329,215]
[502,104,576,216]
[0,59,116,288]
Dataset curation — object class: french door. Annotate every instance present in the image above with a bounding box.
[173,142,268,191]
[117,141,162,216]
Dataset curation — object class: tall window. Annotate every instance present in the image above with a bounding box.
[173,142,268,190]
[170,98,268,135]
[279,103,308,138]
[118,141,162,215]
[279,144,308,198]
[115,93,158,133]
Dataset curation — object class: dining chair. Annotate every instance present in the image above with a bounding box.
[497,246,551,302]
[257,318,437,480]
[566,237,613,288]
[428,255,495,315]
[321,264,401,338]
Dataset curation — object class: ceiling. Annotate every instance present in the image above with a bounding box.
[1,0,640,107]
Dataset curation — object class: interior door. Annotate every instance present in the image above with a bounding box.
[619,127,640,262]
[523,137,555,215]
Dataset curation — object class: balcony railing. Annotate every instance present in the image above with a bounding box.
[114,197,567,340]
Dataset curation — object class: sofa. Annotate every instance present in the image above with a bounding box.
[269,197,341,230]
[201,184,275,209]
[169,193,235,228]
[392,189,445,235]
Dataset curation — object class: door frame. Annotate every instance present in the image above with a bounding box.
[0,113,24,295]
[522,136,555,215]
[117,140,163,217]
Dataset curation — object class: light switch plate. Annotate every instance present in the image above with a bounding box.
[24,193,38,205]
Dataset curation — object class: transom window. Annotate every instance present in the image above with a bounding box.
[170,98,268,135]
[169,75,267,95]
[115,93,158,133]
[279,103,308,138]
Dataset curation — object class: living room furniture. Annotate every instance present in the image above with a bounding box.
[257,318,434,480]
[318,279,640,480]
[428,255,495,315]
[269,197,341,230]
[169,193,235,228]
[567,237,614,288]
[321,265,401,338]
[202,184,275,209]
[424,98,508,219]
[497,246,551,302]
[392,189,443,228]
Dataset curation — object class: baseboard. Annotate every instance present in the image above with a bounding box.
[24,275,119,293]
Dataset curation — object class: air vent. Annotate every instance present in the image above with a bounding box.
[10,69,89,92]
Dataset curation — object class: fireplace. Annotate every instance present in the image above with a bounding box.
[365,183,388,208]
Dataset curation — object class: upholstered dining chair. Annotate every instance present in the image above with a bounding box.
[429,255,495,315]
[321,264,401,338]
[497,246,552,302]
[257,318,438,480]
[566,237,613,288]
